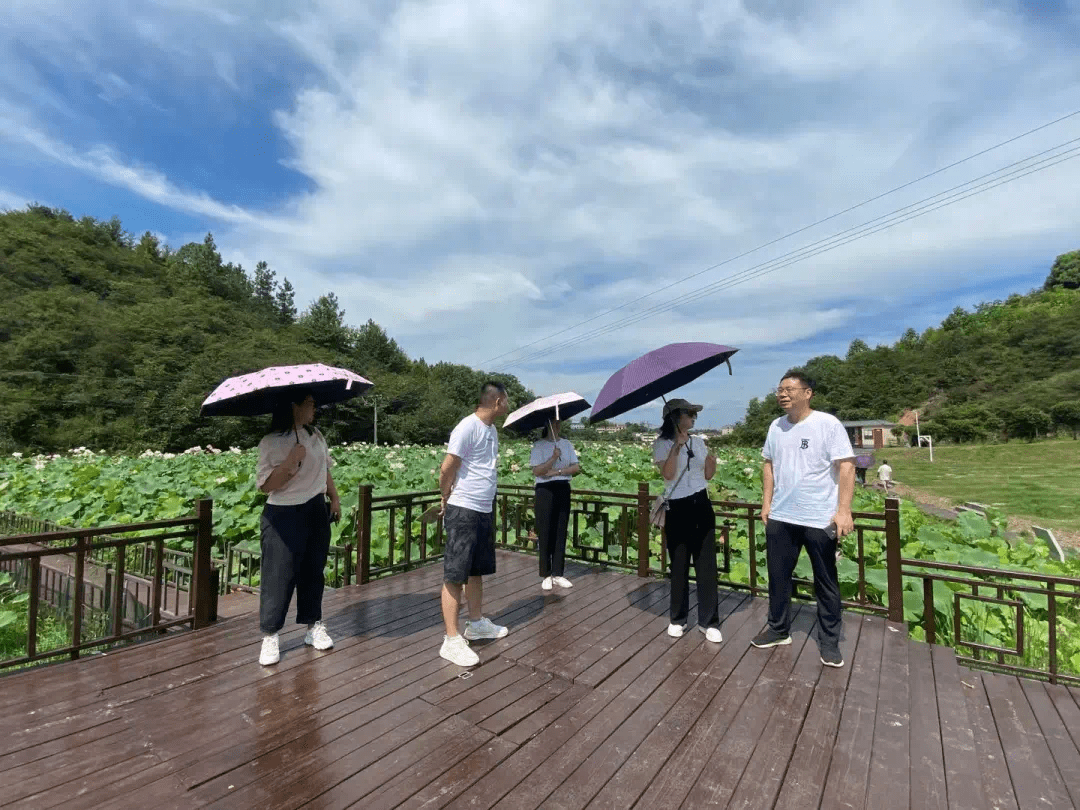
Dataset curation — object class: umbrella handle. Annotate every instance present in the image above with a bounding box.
[295,426,303,469]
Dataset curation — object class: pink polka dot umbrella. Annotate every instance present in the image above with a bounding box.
[200,363,374,417]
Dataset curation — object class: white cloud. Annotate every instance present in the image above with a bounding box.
[2,0,1080,426]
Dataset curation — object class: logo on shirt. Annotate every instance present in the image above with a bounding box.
[800,438,809,450]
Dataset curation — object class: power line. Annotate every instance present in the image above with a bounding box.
[480,108,1080,369]
[493,135,1080,371]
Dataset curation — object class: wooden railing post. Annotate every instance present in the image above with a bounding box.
[636,482,650,578]
[192,499,214,629]
[358,484,373,585]
[885,496,904,623]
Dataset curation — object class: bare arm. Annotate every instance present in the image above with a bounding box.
[833,458,856,536]
[761,459,774,524]
[439,454,462,514]
[704,449,717,480]
[658,434,688,481]
[326,470,340,520]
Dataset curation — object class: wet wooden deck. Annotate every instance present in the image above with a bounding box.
[2,549,1079,809]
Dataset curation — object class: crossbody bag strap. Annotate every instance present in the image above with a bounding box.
[662,442,692,500]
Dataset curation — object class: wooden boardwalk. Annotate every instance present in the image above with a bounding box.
[2,550,1079,809]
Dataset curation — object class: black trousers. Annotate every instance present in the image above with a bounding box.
[665,489,720,629]
[534,481,571,578]
[259,494,331,635]
[765,519,841,648]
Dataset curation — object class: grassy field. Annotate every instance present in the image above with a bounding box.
[880,438,1080,533]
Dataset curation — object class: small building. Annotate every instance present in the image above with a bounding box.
[841,420,900,449]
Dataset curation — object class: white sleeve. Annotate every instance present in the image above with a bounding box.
[447,419,472,459]
[761,423,775,460]
[256,435,284,487]
[828,420,856,461]
[529,442,545,466]
[653,438,672,464]
[565,441,579,465]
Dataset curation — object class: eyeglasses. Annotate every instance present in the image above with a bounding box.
[775,387,808,395]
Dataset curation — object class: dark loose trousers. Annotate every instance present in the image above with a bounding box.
[534,481,571,578]
[259,494,331,635]
[765,519,842,649]
[665,489,720,630]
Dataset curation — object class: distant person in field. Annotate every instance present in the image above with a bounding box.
[437,381,511,667]
[254,389,340,666]
[878,460,893,490]
[530,420,581,590]
[653,399,723,644]
[753,371,855,668]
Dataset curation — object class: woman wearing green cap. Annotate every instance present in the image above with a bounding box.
[653,399,722,643]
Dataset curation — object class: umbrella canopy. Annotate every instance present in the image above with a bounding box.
[200,363,374,417]
[589,342,738,423]
[503,392,591,435]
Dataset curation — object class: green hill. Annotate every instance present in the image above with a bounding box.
[723,249,1080,445]
[0,205,532,453]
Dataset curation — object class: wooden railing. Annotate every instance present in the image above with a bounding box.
[353,483,1079,684]
[0,500,215,669]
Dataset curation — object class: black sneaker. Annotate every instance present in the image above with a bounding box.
[820,647,844,668]
[751,627,792,648]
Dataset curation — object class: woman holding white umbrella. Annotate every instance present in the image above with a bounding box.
[503,392,590,591]
[530,418,581,589]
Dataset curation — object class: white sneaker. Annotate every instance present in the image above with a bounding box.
[541,577,553,591]
[463,617,509,640]
[440,634,479,667]
[259,634,280,666]
[667,623,688,638]
[699,626,723,643]
[552,576,573,588]
[304,621,333,650]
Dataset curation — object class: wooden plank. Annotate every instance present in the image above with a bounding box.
[330,720,497,810]
[0,717,128,772]
[498,682,593,747]
[739,611,865,810]
[907,642,947,810]
[819,610,886,810]
[982,671,1073,809]
[479,674,575,736]
[1046,682,1080,767]
[439,600,705,810]
[394,737,519,810]
[962,672,1019,810]
[276,715,492,810]
[1019,679,1080,808]
[864,620,910,810]
[460,670,554,726]
[679,609,818,809]
[583,596,771,809]
[631,600,782,810]
[931,644,987,810]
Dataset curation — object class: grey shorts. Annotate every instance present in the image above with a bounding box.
[443,504,496,584]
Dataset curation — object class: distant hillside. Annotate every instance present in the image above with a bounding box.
[722,249,1080,445]
[0,205,532,453]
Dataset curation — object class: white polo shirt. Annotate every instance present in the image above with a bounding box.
[653,435,709,500]
[446,413,499,513]
[762,411,854,529]
[256,427,334,506]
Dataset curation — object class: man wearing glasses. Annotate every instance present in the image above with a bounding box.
[436,381,511,667]
[751,371,855,667]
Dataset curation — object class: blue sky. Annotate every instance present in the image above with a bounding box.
[2,0,1080,428]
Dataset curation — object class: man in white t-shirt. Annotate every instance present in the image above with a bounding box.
[751,371,856,668]
[877,460,893,490]
[436,381,511,667]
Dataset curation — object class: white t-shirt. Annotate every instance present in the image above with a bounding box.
[446,413,499,513]
[529,438,579,484]
[653,435,709,501]
[762,411,855,529]
[878,464,893,483]
[256,427,334,506]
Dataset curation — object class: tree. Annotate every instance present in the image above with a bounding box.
[276,278,297,324]
[1044,249,1080,291]
[845,339,869,360]
[1003,406,1052,441]
[1049,400,1080,439]
[351,319,409,373]
[253,261,276,308]
[300,292,350,353]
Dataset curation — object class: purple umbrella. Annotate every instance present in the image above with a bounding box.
[589,342,738,423]
[200,363,374,417]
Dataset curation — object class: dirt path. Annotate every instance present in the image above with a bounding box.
[890,483,1080,550]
